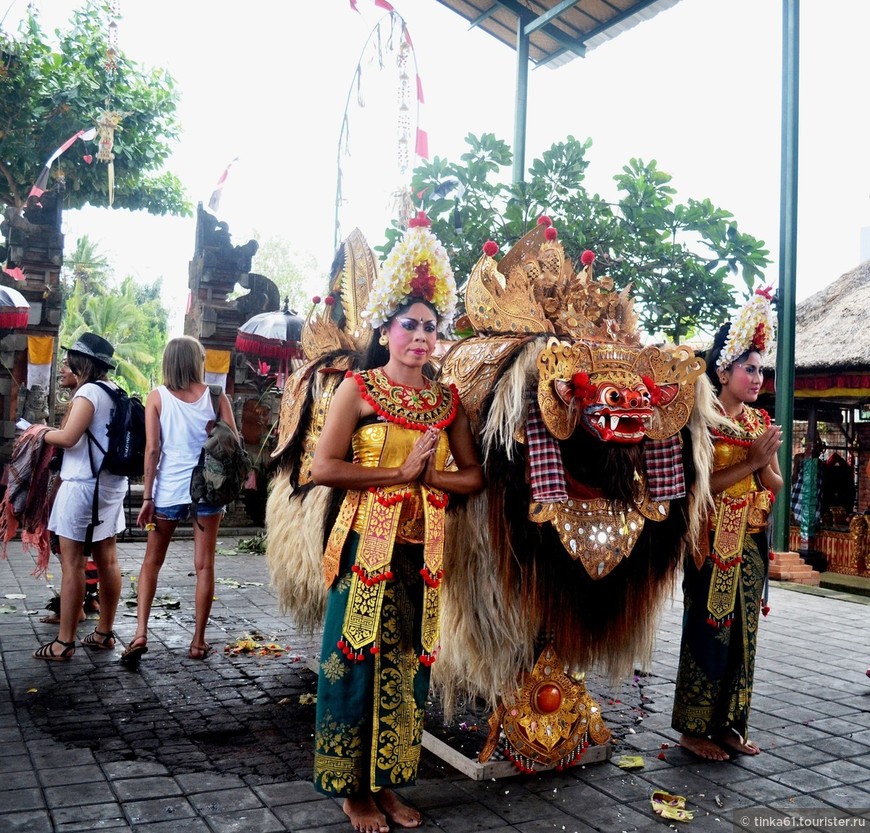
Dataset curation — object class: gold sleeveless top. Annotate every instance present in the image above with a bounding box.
[351,421,451,543]
[710,405,773,531]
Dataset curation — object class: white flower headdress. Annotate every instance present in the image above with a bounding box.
[716,287,776,370]
[362,211,457,329]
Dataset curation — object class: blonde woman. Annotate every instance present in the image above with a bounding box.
[121,336,238,666]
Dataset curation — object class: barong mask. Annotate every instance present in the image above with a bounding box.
[464,218,705,445]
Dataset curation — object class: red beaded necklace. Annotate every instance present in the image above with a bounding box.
[711,405,770,448]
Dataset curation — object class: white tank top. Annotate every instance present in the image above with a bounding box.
[153,385,215,506]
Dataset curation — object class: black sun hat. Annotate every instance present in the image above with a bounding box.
[63,332,116,370]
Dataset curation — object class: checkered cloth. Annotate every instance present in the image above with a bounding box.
[791,457,822,538]
[643,435,686,501]
[527,400,567,503]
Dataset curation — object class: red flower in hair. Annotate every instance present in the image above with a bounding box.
[752,323,767,353]
[483,240,499,257]
[537,215,553,227]
[581,250,596,266]
[545,227,558,241]
[410,263,437,301]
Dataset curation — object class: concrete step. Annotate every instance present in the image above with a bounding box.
[769,550,821,586]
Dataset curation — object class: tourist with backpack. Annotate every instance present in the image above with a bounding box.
[34,333,126,661]
[121,336,240,667]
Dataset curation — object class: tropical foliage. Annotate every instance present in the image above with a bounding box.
[382,134,771,343]
[0,0,189,214]
[60,236,168,395]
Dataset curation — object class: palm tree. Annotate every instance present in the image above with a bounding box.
[61,277,165,396]
[62,235,111,296]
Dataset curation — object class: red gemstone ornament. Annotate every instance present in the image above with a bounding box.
[534,683,562,714]
[483,240,499,257]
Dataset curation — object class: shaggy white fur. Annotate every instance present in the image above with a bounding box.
[264,477,330,633]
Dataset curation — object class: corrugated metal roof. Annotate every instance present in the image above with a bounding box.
[434,0,684,68]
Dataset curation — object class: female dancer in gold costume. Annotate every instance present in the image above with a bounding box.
[672,293,782,761]
[311,215,483,832]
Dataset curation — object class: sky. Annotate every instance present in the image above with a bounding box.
[5,0,870,338]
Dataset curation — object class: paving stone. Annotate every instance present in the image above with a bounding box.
[425,798,514,830]
[187,786,264,814]
[272,795,349,829]
[0,809,53,831]
[811,784,870,809]
[769,743,838,766]
[0,787,45,812]
[810,759,870,784]
[202,806,286,833]
[111,775,185,801]
[51,801,128,828]
[124,796,198,825]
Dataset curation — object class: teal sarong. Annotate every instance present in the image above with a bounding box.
[314,532,431,796]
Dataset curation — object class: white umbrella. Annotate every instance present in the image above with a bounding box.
[235,300,305,389]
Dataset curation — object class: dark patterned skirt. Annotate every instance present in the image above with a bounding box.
[671,532,768,740]
[314,532,431,796]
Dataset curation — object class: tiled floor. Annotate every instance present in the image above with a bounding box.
[2,536,870,832]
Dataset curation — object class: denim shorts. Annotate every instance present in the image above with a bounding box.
[155,502,224,521]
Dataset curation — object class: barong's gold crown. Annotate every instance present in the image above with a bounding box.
[463,218,705,441]
[465,222,640,345]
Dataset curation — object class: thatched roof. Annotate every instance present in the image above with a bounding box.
[768,260,870,373]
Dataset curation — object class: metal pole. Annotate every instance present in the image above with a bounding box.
[512,20,529,184]
[773,0,800,552]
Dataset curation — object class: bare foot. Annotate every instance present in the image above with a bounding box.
[679,733,730,761]
[343,793,389,833]
[717,731,760,756]
[376,788,422,828]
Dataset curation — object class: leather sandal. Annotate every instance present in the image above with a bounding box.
[120,636,148,668]
[82,629,116,650]
[33,638,76,661]
[188,642,212,660]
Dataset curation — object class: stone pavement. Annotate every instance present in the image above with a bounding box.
[2,535,870,833]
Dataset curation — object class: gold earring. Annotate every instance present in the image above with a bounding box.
[379,333,389,346]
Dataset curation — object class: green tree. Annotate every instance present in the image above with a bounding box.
[0,1,189,214]
[61,234,110,296]
[386,134,771,343]
[61,274,168,395]
[250,232,322,313]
